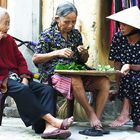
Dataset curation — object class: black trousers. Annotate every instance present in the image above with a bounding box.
[7,79,56,133]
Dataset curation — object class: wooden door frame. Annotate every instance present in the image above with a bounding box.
[0,0,7,8]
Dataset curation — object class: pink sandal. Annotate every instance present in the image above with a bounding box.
[60,116,74,130]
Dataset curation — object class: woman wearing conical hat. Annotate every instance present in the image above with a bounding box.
[107,6,140,132]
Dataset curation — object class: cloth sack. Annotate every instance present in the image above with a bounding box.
[51,74,73,100]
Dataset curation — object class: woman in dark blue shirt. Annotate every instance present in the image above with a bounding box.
[33,2,110,132]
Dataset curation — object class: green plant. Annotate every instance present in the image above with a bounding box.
[96,65,115,71]
[55,62,87,70]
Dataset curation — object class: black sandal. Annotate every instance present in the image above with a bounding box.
[79,126,110,136]
[94,125,110,134]
[79,127,103,136]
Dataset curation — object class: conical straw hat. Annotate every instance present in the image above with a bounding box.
[106,6,140,29]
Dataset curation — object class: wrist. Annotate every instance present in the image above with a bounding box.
[22,77,28,81]
[129,64,133,70]
[54,50,60,57]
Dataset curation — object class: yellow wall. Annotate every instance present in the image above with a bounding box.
[0,0,7,7]
[42,0,112,67]
[95,0,112,66]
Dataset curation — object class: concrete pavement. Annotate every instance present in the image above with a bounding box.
[0,117,140,140]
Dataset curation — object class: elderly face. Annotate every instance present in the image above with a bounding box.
[119,23,136,36]
[0,13,10,38]
[56,12,77,33]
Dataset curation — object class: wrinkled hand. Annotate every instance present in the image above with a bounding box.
[1,77,8,93]
[20,74,31,79]
[0,32,4,40]
[77,45,89,62]
[58,48,74,58]
[21,78,29,85]
[121,64,130,75]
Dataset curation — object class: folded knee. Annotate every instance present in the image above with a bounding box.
[71,76,82,86]
[99,77,110,90]
[44,85,56,96]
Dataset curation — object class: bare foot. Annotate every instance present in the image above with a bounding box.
[43,124,58,134]
[109,114,130,127]
[89,113,102,127]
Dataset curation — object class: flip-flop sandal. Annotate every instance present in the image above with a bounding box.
[79,128,103,136]
[60,117,74,130]
[41,129,71,139]
[102,129,110,134]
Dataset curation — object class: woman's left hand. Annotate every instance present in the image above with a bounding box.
[121,64,130,75]
[77,45,89,62]
[20,74,31,79]
[21,78,29,85]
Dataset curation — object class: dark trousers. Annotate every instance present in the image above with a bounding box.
[7,79,56,133]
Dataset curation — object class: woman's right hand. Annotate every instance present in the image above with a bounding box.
[57,48,74,58]
[121,64,130,75]
[1,77,8,93]
[33,48,74,64]
[0,32,4,40]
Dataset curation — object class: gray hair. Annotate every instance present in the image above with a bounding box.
[56,2,77,17]
[51,2,77,26]
[0,7,8,20]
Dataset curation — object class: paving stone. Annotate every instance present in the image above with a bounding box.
[0,117,140,140]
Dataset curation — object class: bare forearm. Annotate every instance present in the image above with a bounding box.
[130,64,140,71]
[32,50,59,64]
[114,61,122,88]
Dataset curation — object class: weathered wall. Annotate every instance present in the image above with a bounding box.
[7,0,40,73]
[0,0,7,7]
[95,0,112,66]
[42,0,98,67]
[42,0,113,67]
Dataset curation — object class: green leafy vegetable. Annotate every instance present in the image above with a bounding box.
[96,65,115,71]
[55,62,87,70]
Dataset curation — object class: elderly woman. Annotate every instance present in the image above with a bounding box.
[33,2,110,135]
[0,7,73,139]
[107,6,140,132]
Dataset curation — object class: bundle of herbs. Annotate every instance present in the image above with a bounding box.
[95,65,115,71]
[55,62,87,70]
